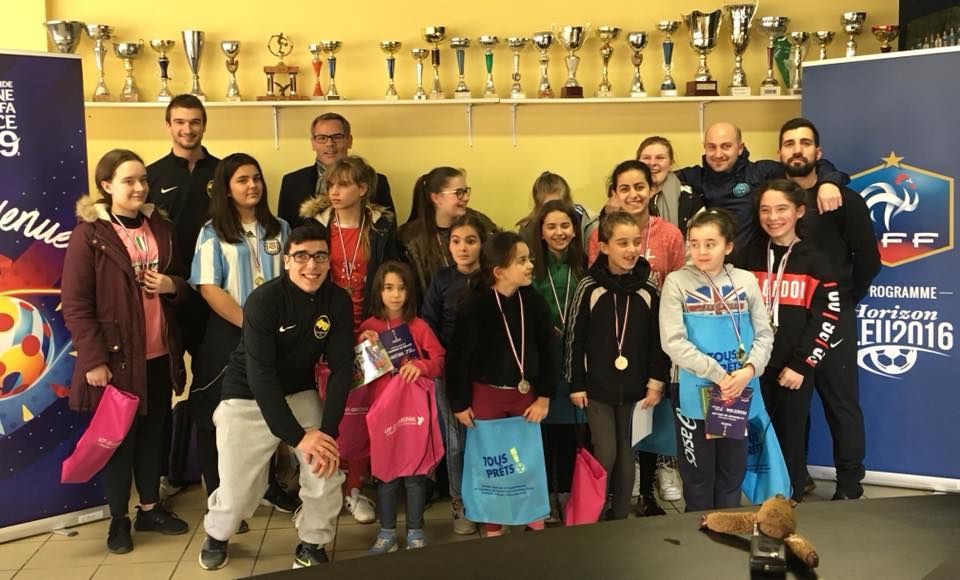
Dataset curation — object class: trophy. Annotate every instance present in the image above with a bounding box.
[86,24,114,101]
[657,21,681,96]
[532,31,554,98]
[45,20,85,53]
[423,26,447,99]
[380,41,402,100]
[841,12,867,57]
[626,32,648,98]
[595,26,620,97]
[411,48,430,100]
[113,40,144,102]
[181,29,206,100]
[450,37,472,98]
[257,33,306,100]
[787,32,809,95]
[759,16,790,95]
[308,43,324,98]
[814,31,835,60]
[221,41,241,101]
[149,40,175,101]
[506,37,529,98]
[872,25,899,53]
[478,35,499,97]
[557,25,589,98]
[683,10,722,96]
[321,40,342,100]
[725,3,756,96]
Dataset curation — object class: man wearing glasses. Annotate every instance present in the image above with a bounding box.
[277,112,395,226]
[200,224,354,570]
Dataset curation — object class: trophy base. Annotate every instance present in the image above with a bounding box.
[225,96,242,102]
[630,91,648,98]
[119,94,140,103]
[429,92,446,100]
[760,85,781,96]
[560,86,583,98]
[660,89,678,97]
[93,94,112,102]
[537,89,554,98]
[596,89,614,98]
[454,91,473,99]
[729,86,752,97]
[256,95,309,101]
[483,91,499,99]
[310,96,326,101]
[789,88,803,95]
[157,96,172,102]
[414,94,429,101]
[510,91,527,99]
[325,95,342,101]
[686,80,719,96]
[384,94,400,101]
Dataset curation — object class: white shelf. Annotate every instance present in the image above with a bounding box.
[501,95,801,104]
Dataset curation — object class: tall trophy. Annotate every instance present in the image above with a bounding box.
[872,25,899,53]
[308,43,324,98]
[814,31,835,60]
[683,10,723,96]
[45,20,85,53]
[626,32,648,97]
[595,26,621,97]
[725,3,756,96]
[423,26,447,99]
[787,32,809,95]
[450,37,472,99]
[181,29,206,100]
[759,16,790,95]
[221,41,241,101]
[411,48,429,100]
[86,24,114,101]
[532,31,554,98]
[841,12,867,57]
[257,33,306,100]
[149,40,175,101]
[506,37,529,98]
[657,21,681,96]
[113,40,144,102]
[380,41,402,100]
[478,35,499,97]
[321,40,342,100]
[557,25,589,98]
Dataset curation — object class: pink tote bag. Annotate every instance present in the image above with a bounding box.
[366,375,444,482]
[564,447,608,526]
[61,385,139,484]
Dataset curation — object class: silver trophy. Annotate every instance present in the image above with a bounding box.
[759,16,790,95]
[113,40,144,102]
[814,31,835,60]
[787,32,809,94]
[321,40,342,100]
[657,21,681,96]
[872,25,899,53]
[380,41,402,100]
[182,29,206,100]
[45,20,85,53]
[556,25,590,98]
[626,32,648,98]
[423,26,447,99]
[683,10,723,96]
[725,4,756,96]
[532,31,554,98]
[411,48,429,100]
[841,12,867,57]
[506,37,529,98]
[221,41,241,101]
[86,24,114,101]
[595,26,621,97]
[450,37,472,98]
[149,40,175,101]
[478,35,499,97]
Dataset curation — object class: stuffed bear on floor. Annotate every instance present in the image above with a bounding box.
[699,494,820,568]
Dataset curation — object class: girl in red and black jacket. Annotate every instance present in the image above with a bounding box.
[733,179,842,501]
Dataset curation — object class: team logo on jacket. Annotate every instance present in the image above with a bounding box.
[850,152,954,267]
[314,315,331,339]
[733,182,751,197]
[264,239,281,255]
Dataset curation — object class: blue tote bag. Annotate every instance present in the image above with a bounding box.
[462,416,550,525]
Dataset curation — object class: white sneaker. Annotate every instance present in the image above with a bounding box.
[657,465,683,501]
[344,488,376,524]
[631,461,641,498]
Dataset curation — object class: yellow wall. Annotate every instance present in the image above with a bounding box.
[27,0,897,226]
[6,1,48,51]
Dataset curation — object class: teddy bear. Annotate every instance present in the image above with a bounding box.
[699,494,820,568]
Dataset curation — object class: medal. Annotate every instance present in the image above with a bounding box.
[518,379,531,394]
[765,238,799,333]
[254,275,265,287]
[613,294,631,372]
[615,355,629,371]
[736,343,746,365]
[493,289,529,393]
[245,224,266,288]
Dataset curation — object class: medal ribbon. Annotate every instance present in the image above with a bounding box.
[492,288,526,384]
[765,238,799,329]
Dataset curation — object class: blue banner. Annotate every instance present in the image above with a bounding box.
[803,49,960,480]
[0,51,105,536]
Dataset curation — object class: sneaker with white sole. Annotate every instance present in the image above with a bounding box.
[451,497,477,535]
[657,464,683,501]
[292,542,328,568]
[369,529,399,554]
[344,488,376,524]
[406,529,426,549]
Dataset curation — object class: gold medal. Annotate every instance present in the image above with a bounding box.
[254,275,265,287]
[518,379,531,394]
[615,355,629,371]
[736,343,747,365]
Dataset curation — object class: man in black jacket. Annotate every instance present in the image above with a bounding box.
[277,112,395,226]
[778,117,881,501]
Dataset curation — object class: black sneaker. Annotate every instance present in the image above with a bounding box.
[635,495,667,517]
[133,504,189,535]
[293,543,329,568]
[261,483,301,514]
[237,519,250,534]
[199,535,229,570]
[107,516,133,554]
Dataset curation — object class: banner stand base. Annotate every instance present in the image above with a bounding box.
[808,466,960,494]
[0,505,109,544]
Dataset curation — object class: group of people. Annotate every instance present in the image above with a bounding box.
[60,93,881,570]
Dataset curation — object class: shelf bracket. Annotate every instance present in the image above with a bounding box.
[511,104,519,147]
[272,106,280,150]
[465,104,474,147]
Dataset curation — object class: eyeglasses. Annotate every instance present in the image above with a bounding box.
[312,133,348,144]
[438,187,472,200]
[288,251,331,264]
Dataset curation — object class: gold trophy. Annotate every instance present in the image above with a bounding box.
[221,40,241,102]
[321,40,342,100]
[532,31,554,98]
[257,33,307,101]
[149,39,175,101]
[450,37,472,98]
[814,31,835,60]
[86,24,114,101]
[506,37,529,99]
[113,40,144,102]
[595,26,621,97]
[411,48,430,101]
[626,32,649,98]
[759,16,790,96]
[380,41,402,100]
[683,9,722,96]
[872,25,899,53]
[725,3,757,96]
[556,25,590,98]
[308,43,324,98]
[423,26,447,99]
[478,35,499,97]
[787,32,809,95]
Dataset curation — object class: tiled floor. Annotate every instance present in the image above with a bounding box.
[0,481,934,578]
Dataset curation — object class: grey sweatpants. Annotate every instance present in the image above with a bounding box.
[203,391,345,545]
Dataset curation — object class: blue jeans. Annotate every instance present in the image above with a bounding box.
[435,378,465,499]
[377,476,430,530]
